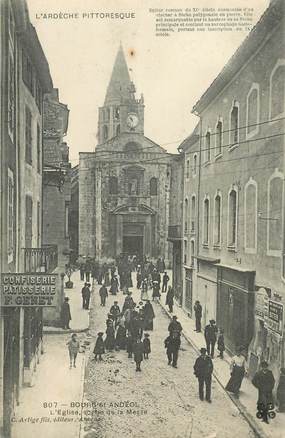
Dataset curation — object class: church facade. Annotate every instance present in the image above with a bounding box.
[79,46,172,264]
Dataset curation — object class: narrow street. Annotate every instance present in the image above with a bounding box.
[82,277,255,438]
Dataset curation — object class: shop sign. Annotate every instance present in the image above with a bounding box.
[255,287,269,320]
[266,300,283,336]
[1,273,58,307]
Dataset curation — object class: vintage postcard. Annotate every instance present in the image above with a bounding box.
[0,0,284,437]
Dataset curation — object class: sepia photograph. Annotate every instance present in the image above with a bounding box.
[0,0,284,437]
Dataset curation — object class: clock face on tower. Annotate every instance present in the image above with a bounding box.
[126,113,139,129]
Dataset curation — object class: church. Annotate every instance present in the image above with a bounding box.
[79,45,172,264]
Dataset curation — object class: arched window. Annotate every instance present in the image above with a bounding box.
[150,177,158,196]
[214,194,221,245]
[268,172,283,254]
[116,125,120,136]
[106,108,110,121]
[191,195,196,232]
[270,62,285,119]
[193,154,197,176]
[203,198,210,245]
[186,159,190,179]
[216,121,222,156]
[245,180,257,252]
[114,107,120,120]
[228,189,238,247]
[184,198,189,233]
[205,131,211,163]
[247,85,259,137]
[190,240,195,267]
[109,176,118,195]
[230,103,239,146]
[103,125,108,140]
[184,240,187,265]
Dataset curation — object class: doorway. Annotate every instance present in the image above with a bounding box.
[123,235,143,258]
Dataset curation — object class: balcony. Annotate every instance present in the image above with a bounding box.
[168,225,183,241]
[23,244,58,273]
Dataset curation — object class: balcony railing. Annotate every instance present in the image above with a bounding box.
[168,225,183,240]
[23,244,58,273]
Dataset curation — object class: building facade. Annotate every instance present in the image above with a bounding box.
[0,1,62,436]
[176,0,285,381]
[42,89,71,325]
[168,154,184,305]
[79,45,172,264]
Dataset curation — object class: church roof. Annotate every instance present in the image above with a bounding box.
[104,44,134,106]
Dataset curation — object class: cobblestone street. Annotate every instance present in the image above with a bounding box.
[82,278,255,438]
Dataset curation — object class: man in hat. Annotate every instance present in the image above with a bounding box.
[99,283,108,306]
[194,348,214,402]
[164,331,181,368]
[61,297,72,329]
[162,272,170,293]
[81,282,91,310]
[252,361,275,421]
[204,319,218,358]
[194,300,202,333]
[168,316,183,337]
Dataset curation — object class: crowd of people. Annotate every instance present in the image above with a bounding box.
[64,253,285,418]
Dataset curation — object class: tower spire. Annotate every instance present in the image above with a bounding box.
[104,45,133,106]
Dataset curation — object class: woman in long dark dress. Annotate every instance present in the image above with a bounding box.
[152,281,160,302]
[143,300,155,331]
[110,275,119,295]
[105,325,115,351]
[115,321,127,350]
[225,349,247,396]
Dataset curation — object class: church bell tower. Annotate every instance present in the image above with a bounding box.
[98,44,145,145]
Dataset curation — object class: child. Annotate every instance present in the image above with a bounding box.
[93,332,105,361]
[217,328,225,359]
[277,368,285,412]
[67,333,80,369]
[126,332,133,358]
[133,337,144,372]
[143,333,151,359]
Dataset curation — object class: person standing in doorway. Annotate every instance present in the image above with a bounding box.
[204,319,218,358]
[194,300,202,333]
[194,348,213,402]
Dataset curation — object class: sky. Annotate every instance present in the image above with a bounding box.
[27,0,270,165]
